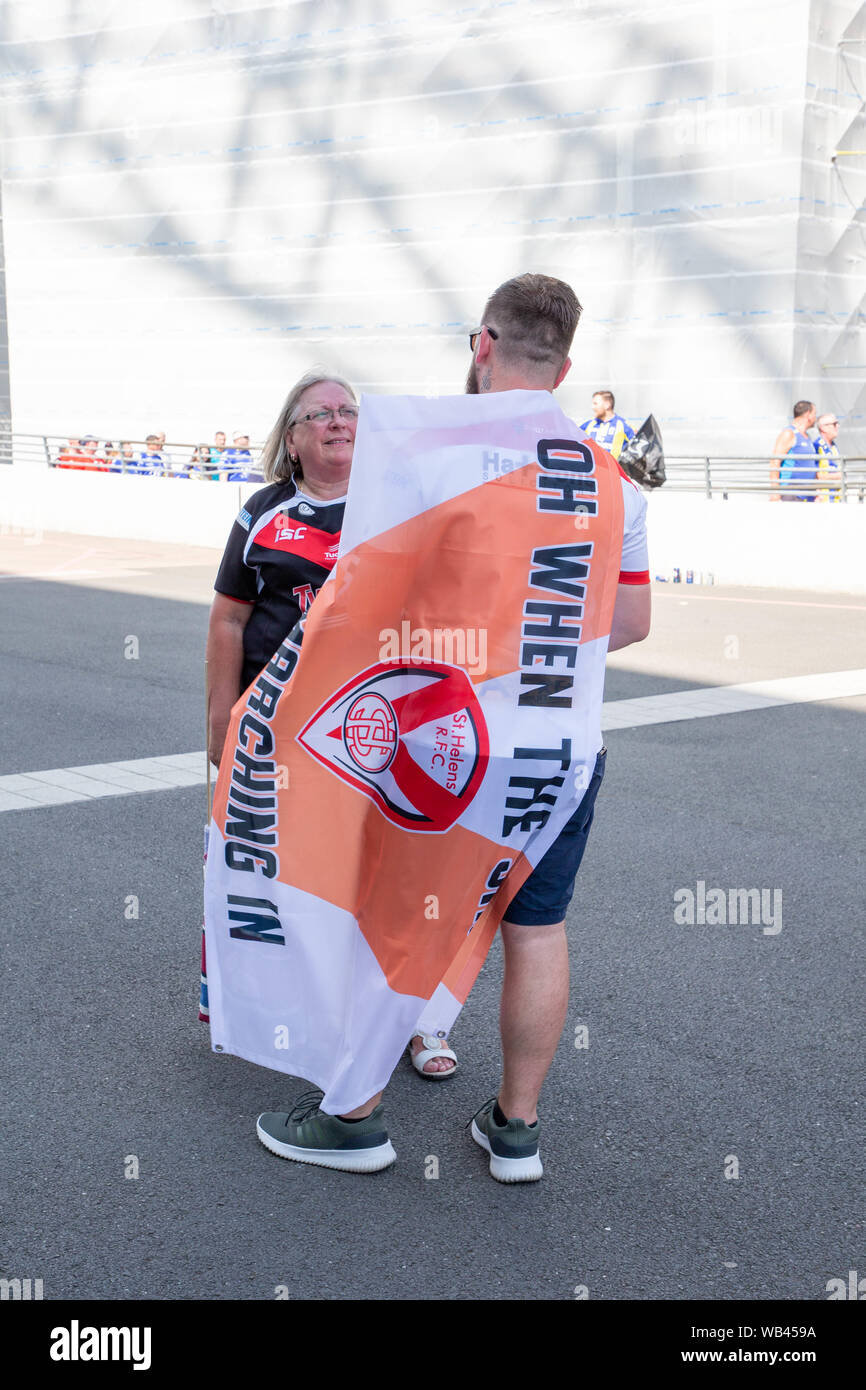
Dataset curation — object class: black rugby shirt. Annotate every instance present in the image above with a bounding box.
[214,478,345,689]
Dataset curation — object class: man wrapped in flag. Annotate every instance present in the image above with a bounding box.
[204,274,651,1181]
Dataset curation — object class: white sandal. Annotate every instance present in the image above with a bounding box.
[408,1032,458,1080]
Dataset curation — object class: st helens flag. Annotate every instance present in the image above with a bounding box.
[204,390,632,1114]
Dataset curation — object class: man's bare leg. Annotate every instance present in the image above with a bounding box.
[497,918,569,1124]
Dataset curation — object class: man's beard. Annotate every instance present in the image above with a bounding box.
[465,358,479,394]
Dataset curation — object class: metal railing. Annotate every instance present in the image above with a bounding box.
[660,455,866,501]
[1,434,864,500]
[0,433,264,481]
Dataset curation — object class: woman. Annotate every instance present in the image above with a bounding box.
[203,370,456,1078]
[113,441,137,473]
[200,444,220,480]
[186,444,215,480]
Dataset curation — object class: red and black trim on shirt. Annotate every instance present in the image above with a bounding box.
[214,479,345,687]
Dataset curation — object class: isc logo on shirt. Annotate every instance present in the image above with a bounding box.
[297,662,488,832]
[276,524,306,542]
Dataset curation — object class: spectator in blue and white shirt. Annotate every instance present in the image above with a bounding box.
[580,390,635,461]
[221,431,263,481]
[136,435,167,475]
[155,431,173,470]
[814,413,842,503]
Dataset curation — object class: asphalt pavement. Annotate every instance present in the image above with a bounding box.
[0,534,863,1301]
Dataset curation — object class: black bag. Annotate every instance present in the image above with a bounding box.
[618,414,665,489]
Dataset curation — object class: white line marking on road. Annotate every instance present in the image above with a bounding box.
[601,668,866,730]
[653,591,866,612]
[2,671,864,812]
[0,751,207,812]
[0,571,107,580]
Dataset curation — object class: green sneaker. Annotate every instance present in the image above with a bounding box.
[470,1097,543,1183]
[257,1089,396,1173]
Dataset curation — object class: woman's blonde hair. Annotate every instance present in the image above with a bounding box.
[259,368,357,484]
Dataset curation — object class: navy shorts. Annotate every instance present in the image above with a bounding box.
[503,748,607,926]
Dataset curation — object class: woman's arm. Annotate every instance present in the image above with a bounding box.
[206,593,254,767]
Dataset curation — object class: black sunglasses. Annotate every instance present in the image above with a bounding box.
[468,325,499,351]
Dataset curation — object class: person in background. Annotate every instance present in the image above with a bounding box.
[113,441,137,473]
[155,431,173,470]
[190,444,218,480]
[213,431,227,462]
[580,390,635,461]
[104,441,119,467]
[78,435,107,471]
[136,434,167,475]
[770,400,817,500]
[814,413,843,503]
[221,431,262,481]
[56,437,84,467]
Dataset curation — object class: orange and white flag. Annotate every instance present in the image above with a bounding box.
[205,391,625,1114]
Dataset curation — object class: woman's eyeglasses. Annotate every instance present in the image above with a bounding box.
[469,325,499,351]
[292,406,359,426]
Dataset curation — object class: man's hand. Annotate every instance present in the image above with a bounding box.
[208,725,229,771]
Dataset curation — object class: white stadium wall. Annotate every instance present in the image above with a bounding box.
[0,0,864,455]
[1,465,864,594]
